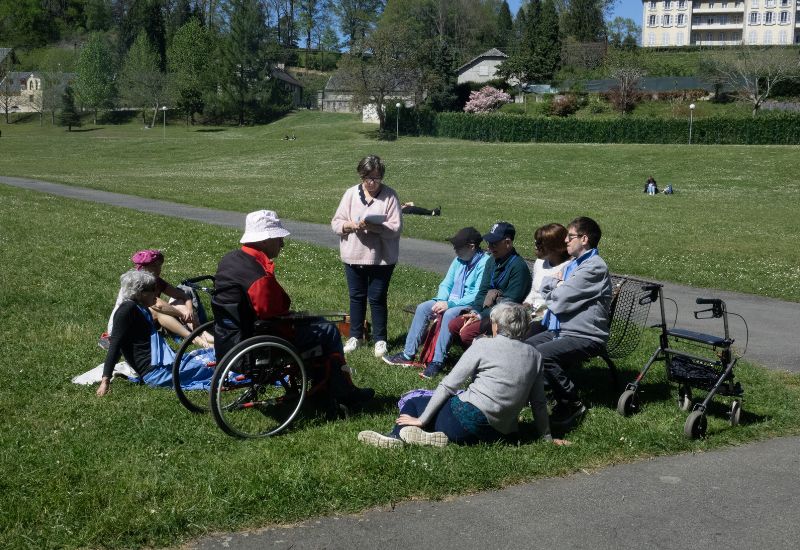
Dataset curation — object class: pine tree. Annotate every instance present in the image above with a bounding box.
[167,18,212,124]
[562,0,606,43]
[59,86,81,131]
[496,1,514,50]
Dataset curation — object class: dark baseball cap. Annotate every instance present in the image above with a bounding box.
[447,227,482,248]
[482,221,516,243]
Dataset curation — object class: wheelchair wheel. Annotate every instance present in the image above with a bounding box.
[729,400,742,427]
[172,320,217,413]
[210,336,307,439]
[616,389,640,417]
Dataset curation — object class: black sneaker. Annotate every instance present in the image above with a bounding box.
[419,361,444,379]
[549,400,586,429]
[339,386,375,407]
[431,207,441,216]
[383,352,415,367]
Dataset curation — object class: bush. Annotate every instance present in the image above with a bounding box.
[550,95,579,117]
[463,86,512,113]
[499,103,526,115]
[400,110,800,145]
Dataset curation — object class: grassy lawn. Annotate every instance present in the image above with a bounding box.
[1,185,800,548]
[0,110,799,302]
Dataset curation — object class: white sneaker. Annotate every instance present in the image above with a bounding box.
[399,426,449,447]
[373,340,388,357]
[343,337,360,353]
[358,430,404,449]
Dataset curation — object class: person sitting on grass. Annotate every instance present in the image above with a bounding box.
[522,223,572,338]
[525,216,612,429]
[447,221,532,350]
[97,270,215,397]
[359,303,567,448]
[214,209,374,408]
[401,202,441,216]
[383,227,489,379]
[107,249,212,348]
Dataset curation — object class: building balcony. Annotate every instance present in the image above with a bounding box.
[692,7,746,13]
[692,21,745,28]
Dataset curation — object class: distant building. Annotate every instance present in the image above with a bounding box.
[0,71,75,113]
[319,70,421,123]
[456,48,508,84]
[270,64,304,107]
[642,0,800,47]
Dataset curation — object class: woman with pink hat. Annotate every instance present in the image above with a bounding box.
[107,249,212,347]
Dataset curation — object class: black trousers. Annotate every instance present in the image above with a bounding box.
[525,331,604,404]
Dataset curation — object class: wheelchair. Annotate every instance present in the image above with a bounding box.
[171,275,348,439]
[616,284,746,439]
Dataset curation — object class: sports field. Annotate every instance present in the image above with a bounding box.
[1,113,799,548]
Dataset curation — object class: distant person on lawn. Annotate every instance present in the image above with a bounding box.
[382,227,489,379]
[525,216,612,429]
[447,221,532,350]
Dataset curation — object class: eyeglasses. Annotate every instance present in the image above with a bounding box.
[566,233,584,242]
[363,176,382,183]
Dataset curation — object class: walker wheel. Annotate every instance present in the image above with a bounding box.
[677,386,693,412]
[616,389,640,417]
[729,400,742,427]
[684,410,707,439]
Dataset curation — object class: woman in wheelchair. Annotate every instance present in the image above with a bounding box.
[97,270,214,397]
[108,249,213,348]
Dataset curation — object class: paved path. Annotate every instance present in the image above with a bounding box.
[3,175,800,549]
[3,175,797,373]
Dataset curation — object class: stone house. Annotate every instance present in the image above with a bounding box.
[318,69,422,123]
[270,64,304,107]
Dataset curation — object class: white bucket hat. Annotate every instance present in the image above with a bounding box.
[240,210,291,243]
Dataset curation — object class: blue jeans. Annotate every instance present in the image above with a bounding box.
[344,264,395,342]
[391,395,501,445]
[403,300,464,363]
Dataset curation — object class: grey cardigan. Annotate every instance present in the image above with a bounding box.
[539,253,612,343]
[417,335,550,438]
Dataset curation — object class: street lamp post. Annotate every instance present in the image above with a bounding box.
[161,105,167,140]
[688,103,695,145]
[395,102,401,140]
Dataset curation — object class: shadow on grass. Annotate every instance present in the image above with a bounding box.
[196,128,226,133]
[68,127,103,133]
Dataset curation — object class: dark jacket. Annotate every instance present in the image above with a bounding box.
[471,250,532,319]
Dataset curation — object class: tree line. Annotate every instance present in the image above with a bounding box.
[0,1,641,127]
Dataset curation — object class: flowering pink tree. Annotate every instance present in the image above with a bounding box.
[463,86,512,113]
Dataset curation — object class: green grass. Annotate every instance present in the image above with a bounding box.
[1,185,800,549]
[0,111,798,301]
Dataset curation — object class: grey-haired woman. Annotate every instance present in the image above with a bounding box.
[358,303,567,448]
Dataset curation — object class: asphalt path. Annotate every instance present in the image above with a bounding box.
[3,175,799,549]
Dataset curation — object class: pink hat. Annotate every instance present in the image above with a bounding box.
[131,249,164,269]
[240,210,291,244]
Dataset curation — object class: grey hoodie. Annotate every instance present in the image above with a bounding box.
[539,253,612,344]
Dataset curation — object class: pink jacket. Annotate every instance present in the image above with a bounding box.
[331,184,403,265]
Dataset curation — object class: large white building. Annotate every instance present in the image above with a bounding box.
[642,0,800,47]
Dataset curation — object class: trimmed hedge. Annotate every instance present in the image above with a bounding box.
[400,110,800,145]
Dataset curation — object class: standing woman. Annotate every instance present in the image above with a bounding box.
[331,155,403,357]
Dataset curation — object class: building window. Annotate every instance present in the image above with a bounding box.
[649,14,657,26]
[779,11,789,23]
[478,65,489,76]
[749,11,760,24]
[665,0,672,8]
[780,30,788,42]
[749,29,757,42]
[706,32,713,41]
[663,33,670,45]
[709,2,715,8]
[663,14,672,25]
[677,32,685,45]
[765,0,775,6]
[764,30,773,42]
[750,0,758,7]
[649,1,657,9]
[780,0,789,5]
[707,17,716,24]
[678,13,686,25]
[679,0,687,7]
[765,11,774,23]
[722,1,728,7]
[648,32,656,45]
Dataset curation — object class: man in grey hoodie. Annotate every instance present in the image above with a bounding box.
[525,216,612,428]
